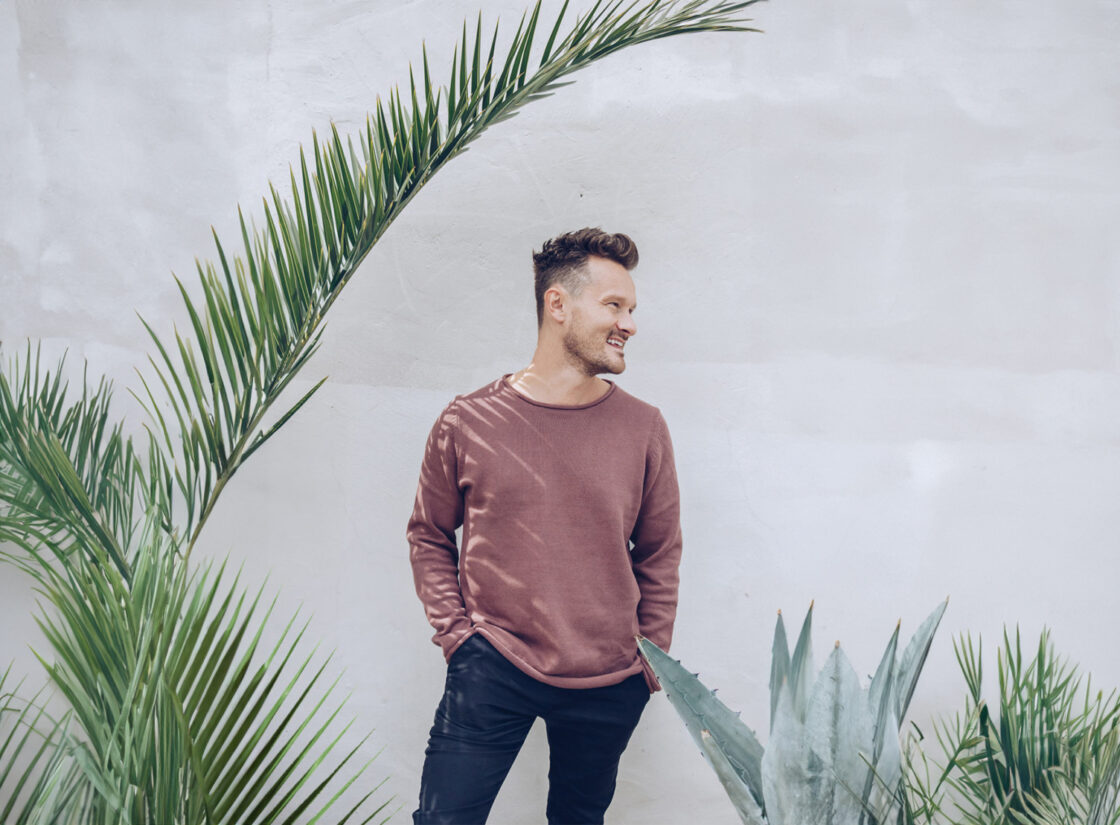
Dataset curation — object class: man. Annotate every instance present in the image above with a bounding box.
[407,228,683,824]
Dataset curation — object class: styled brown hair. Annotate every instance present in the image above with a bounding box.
[532,228,639,325]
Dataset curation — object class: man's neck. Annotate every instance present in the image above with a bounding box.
[507,353,610,406]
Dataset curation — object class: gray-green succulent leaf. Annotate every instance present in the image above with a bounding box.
[640,600,949,825]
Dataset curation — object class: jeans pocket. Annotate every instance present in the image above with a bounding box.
[448,632,483,665]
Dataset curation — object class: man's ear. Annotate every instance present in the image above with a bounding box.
[544,286,568,324]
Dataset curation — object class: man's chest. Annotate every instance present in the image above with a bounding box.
[456,416,647,526]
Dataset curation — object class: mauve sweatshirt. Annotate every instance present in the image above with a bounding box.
[407,377,682,690]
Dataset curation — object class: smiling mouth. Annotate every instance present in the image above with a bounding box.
[607,335,626,351]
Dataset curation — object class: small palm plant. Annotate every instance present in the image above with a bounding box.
[0,2,763,821]
[903,630,1120,825]
[639,600,948,825]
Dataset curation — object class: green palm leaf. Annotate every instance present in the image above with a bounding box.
[11,514,390,823]
[1,354,388,822]
[911,630,1120,825]
[0,666,84,824]
[0,346,145,579]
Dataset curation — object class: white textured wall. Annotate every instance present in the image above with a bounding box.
[3,1,1120,822]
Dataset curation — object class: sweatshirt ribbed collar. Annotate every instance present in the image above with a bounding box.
[499,375,617,410]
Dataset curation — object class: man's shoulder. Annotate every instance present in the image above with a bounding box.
[607,383,663,420]
[608,386,676,461]
[440,377,509,414]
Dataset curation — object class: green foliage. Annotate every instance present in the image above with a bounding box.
[0,666,80,823]
[0,346,145,580]
[0,2,763,821]
[0,355,390,824]
[903,630,1120,825]
[639,600,948,825]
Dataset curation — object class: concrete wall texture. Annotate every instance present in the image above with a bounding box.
[3,0,1120,821]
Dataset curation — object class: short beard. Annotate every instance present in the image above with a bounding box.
[562,327,623,377]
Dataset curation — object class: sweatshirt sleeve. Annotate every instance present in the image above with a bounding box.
[630,411,683,656]
[407,403,474,659]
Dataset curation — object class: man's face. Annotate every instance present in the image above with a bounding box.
[561,255,638,377]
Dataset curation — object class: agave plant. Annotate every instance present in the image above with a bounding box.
[638,600,948,825]
[0,2,763,821]
[903,629,1120,825]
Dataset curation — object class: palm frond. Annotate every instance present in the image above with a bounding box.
[0,345,150,580]
[0,357,387,820]
[131,0,764,556]
[0,665,84,824]
[17,522,388,823]
[907,629,1120,825]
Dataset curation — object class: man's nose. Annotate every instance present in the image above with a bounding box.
[617,313,637,336]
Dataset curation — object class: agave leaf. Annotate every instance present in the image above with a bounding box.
[806,645,871,824]
[657,604,944,825]
[863,621,899,818]
[894,598,948,724]
[761,684,809,825]
[769,610,790,734]
[700,730,768,825]
[863,706,903,823]
[869,621,900,735]
[638,637,765,810]
[788,603,814,724]
[765,643,909,825]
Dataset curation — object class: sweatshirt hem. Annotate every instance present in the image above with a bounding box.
[476,627,646,690]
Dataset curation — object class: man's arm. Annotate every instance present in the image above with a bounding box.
[407,404,474,659]
[630,411,683,654]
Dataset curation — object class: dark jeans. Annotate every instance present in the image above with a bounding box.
[413,634,651,825]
